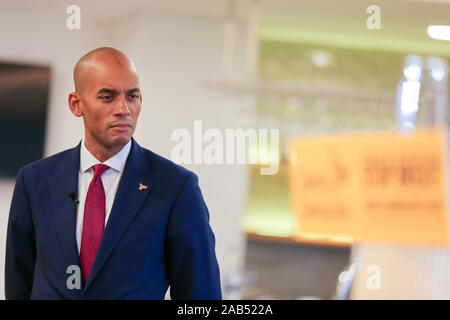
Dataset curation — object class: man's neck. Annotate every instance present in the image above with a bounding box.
[84,138,126,163]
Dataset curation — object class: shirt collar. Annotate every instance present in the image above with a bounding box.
[80,139,132,173]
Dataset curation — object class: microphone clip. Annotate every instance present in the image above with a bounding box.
[68,192,79,205]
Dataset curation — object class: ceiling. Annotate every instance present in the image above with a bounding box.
[2,0,449,55]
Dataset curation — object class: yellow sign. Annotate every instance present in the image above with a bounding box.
[288,128,449,245]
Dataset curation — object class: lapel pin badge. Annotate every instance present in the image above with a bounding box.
[139,182,148,190]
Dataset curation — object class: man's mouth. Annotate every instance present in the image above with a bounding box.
[110,122,132,132]
[110,122,132,128]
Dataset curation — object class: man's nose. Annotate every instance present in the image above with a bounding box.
[114,95,131,116]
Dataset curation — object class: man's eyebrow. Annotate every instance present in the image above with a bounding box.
[96,88,118,95]
[127,88,140,94]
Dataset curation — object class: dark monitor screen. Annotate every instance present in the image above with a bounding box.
[0,62,50,177]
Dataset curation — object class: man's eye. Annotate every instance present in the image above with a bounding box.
[129,94,139,99]
[101,95,112,101]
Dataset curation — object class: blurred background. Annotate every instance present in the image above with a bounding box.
[0,0,449,299]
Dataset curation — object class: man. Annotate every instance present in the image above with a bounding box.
[5,47,222,299]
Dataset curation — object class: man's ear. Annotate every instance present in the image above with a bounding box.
[68,92,83,117]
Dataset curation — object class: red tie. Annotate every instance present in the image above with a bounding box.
[80,163,110,282]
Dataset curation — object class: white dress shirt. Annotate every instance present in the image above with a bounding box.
[76,139,132,254]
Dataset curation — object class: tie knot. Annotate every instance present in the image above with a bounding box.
[92,164,110,181]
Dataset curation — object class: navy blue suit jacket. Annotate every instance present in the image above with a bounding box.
[5,138,221,299]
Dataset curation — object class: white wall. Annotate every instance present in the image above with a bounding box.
[0,4,250,299]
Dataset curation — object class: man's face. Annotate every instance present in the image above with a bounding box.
[77,57,141,149]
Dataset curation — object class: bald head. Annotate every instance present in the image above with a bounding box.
[73,47,138,94]
[68,47,142,159]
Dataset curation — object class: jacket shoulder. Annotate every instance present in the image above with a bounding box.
[140,146,196,182]
[143,148,195,177]
[20,145,79,177]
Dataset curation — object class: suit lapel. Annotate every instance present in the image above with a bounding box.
[83,139,153,291]
[48,142,82,269]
